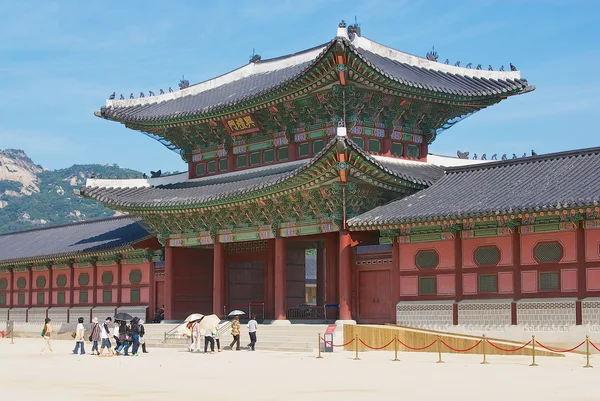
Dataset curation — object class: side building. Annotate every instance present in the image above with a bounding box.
[0,216,162,323]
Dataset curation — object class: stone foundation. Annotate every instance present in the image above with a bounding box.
[396,301,453,330]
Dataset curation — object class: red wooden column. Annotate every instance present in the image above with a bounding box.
[92,260,98,306]
[27,267,33,307]
[264,240,275,320]
[325,233,338,305]
[512,230,522,325]
[338,230,353,321]
[274,237,287,320]
[576,222,586,325]
[391,239,400,312]
[7,268,14,309]
[213,241,225,317]
[316,242,326,306]
[48,265,54,308]
[148,258,156,319]
[164,246,175,320]
[116,259,122,306]
[68,263,75,307]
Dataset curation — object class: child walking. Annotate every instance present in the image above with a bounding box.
[40,318,53,354]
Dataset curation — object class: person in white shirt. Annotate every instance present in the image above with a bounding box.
[247,315,258,351]
[72,317,86,355]
[99,317,115,357]
[113,321,120,350]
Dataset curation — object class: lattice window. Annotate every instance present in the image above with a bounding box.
[263,149,274,163]
[534,242,563,263]
[0,278,7,290]
[277,146,288,161]
[101,272,113,285]
[129,270,142,284]
[250,152,261,166]
[103,290,112,302]
[57,292,65,304]
[419,277,436,294]
[207,160,216,174]
[36,276,46,288]
[368,138,381,153]
[195,163,205,177]
[37,292,45,304]
[17,293,25,305]
[218,158,228,172]
[16,277,26,289]
[56,274,67,287]
[539,272,559,291]
[131,289,141,302]
[79,291,88,303]
[479,275,498,293]
[78,273,89,286]
[415,250,439,269]
[313,139,324,154]
[475,246,501,266]
[407,144,420,159]
[391,142,404,157]
[0,293,5,305]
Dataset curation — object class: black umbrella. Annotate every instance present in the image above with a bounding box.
[114,312,133,321]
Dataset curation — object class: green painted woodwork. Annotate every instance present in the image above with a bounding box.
[378,237,393,245]
[351,137,364,149]
[368,138,381,153]
[17,293,25,305]
[479,275,498,293]
[407,144,420,159]
[250,152,261,166]
[312,139,324,154]
[103,290,112,302]
[57,292,65,303]
[236,154,247,168]
[307,130,325,140]
[298,142,310,157]
[195,164,205,176]
[263,149,274,163]
[418,277,436,295]
[37,292,44,304]
[131,289,141,302]
[219,158,228,172]
[97,260,115,267]
[122,258,146,265]
[277,146,288,161]
[246,141,272,152]
[539,272,559,290]
[207,160,216,174]
[79,291,88,303]
[391,142,403,157]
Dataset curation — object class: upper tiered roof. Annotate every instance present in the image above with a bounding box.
[97,24,532,128]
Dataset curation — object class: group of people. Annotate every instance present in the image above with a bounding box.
[187,314,258,353]
[40,315,148,357]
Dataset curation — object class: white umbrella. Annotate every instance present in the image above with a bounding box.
[184,313,204,323]
[197,314,221,334]
[228,310,246,317]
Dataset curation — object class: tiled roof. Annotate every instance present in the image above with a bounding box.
[81,136,444,209]
[99,34,530,124]
[348,147,600,227]
[0,216,151,266]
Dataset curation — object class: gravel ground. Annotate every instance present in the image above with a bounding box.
[0,338,598,401]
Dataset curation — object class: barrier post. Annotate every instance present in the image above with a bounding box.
[436,335,444,364]
[481,334,489,365]
[317,333,323,359]
[393,334,399,361]
[353,334,360,360]
[529,335,538,367]
[584,335,593,368]
[8,321,14,345]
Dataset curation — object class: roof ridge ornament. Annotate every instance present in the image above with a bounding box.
[337,20,349,39]
[426,47,438,62]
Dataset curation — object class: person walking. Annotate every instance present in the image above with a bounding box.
[139,319,148,353]
[90,317,102,355]
[115,320,131,356]
[113,320,121,351]
[99,317,115,357]
[214,325,222,352]
[130,317,142,356]
[72,317,86,355]
[247,315,258,351]
[204,329,215,354]
[40,317,53,354]
[230,316,241,351]
[189,320,200,352]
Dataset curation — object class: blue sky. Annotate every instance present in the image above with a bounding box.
[0,0,598,173]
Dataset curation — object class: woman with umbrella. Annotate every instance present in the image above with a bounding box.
[229,315,241,351]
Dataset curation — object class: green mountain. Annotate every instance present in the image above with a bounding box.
[0,149,143,234]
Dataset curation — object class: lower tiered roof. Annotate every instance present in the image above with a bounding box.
[348,147,600,228]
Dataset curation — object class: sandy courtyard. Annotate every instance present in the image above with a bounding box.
[0,338,598,401]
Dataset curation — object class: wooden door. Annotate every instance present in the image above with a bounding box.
[155,281,164,312]
[227,261,264,310]
[286,248,306,308]
[358,270,392,323]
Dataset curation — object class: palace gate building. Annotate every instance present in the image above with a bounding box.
[2,23,599,330]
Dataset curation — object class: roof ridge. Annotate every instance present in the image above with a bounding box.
[446,146,600,174]
[0,215,140,238]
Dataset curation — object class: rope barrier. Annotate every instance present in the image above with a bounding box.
[358,338,395,350]
[440,339,482,353]
[397,338,438,351]
[589,340,600,352]
[535,340,585,353]
[486,339,532,352]
[320,337,356,347]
